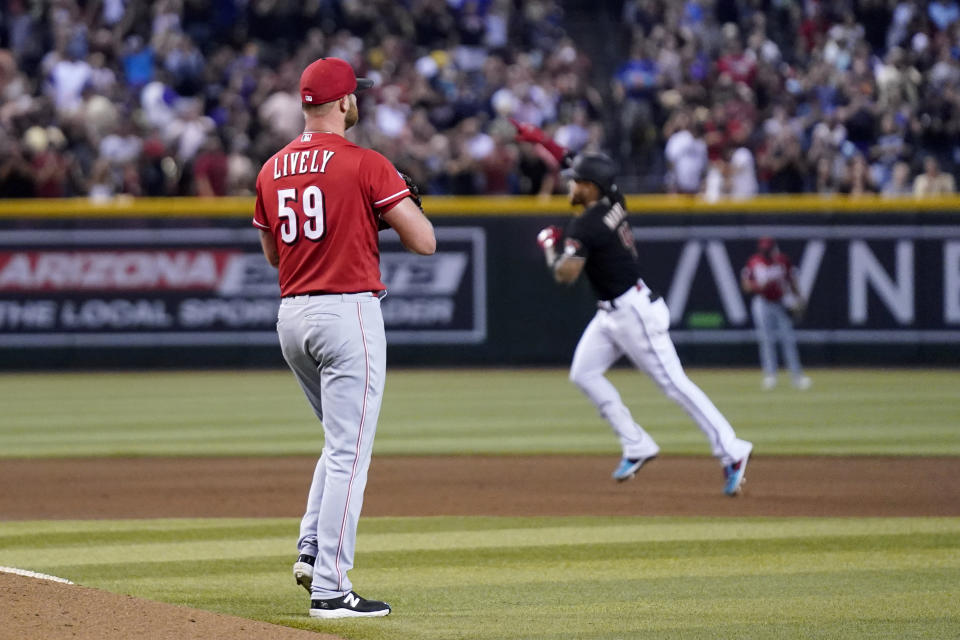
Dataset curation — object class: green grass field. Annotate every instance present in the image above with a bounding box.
[1,368,958,457]
[1,516,958,639]
[1,368,959,639]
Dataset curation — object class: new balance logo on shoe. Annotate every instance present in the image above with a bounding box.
[309,591,391,619]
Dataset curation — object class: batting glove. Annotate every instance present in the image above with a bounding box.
[536,225,563,250]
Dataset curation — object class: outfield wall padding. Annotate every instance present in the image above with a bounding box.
[0,197,958,368]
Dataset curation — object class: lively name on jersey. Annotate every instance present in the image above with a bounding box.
[273,149,335,180]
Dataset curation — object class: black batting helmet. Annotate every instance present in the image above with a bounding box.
[561,152,618,193]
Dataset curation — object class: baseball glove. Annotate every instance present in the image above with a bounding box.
[400,172,423,210]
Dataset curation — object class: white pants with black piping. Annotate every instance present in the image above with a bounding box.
[569,285,752,466]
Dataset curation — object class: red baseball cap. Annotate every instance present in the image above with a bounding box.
[300,57,373,105]
[757,236,776,250]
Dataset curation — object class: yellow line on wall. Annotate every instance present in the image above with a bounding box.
[1,194,960,218]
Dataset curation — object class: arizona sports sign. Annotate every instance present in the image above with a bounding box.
[0,227,486,347]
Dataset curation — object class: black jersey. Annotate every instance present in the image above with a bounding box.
[563,197,642,301]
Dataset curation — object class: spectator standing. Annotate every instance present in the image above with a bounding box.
[741,237,811,391]
[840,153,879,196]
[869,113,908,189]
[193,134,228,196]
[27,127,69,197]
[612,39,661,159]
[727,125,759,199]
[165,97,214,162]
[716,26,757,88]
[48,46,92,116]
[664,110,707,194]
[258,70,306,144]
[882,160,913,197]
[0,136,35,197]
[99,119,143,168]
[913,155,957,195]
[225,135,255,196]
[762,131,806,194]
[120,35,154,89]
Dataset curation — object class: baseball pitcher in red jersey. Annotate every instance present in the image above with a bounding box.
[254,57,435,619]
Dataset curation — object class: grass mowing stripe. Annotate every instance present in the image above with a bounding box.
[0,525,294,549]
[348,550,960,587]
[1,515,956,640]
[4,515,960,539]
[419,568,960,600]
[2,369,959,457]
[6,532,955,582]
[11,533,957,584]
[354,534,957,571]
[368,592,958,640]
[37,545,959,584]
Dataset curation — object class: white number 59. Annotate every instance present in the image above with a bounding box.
[277,186,326,244]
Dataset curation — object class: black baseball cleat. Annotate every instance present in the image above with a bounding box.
[293,554,315,593]
[309,591,391,618]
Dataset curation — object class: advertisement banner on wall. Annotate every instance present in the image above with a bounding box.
[0,227,486,348]
[631,224,960,345]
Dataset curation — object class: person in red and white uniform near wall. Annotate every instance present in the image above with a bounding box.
[254,57,435,619]
[741,237,811,390]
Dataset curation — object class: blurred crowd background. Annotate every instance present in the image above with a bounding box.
[2,0,960,199]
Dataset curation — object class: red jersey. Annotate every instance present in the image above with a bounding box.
[253,132,410,296]
[742,252,793,302]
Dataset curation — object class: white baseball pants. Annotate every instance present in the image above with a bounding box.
[277,293,386,599]
[569,285,752,466]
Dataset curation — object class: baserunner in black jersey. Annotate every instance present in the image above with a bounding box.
[517,121,753,496]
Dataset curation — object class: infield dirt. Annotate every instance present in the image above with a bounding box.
[2,455,958,520]
[2,454,958,640]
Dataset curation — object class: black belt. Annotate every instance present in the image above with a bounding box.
[283,290,383,299]
[598,284,661,310]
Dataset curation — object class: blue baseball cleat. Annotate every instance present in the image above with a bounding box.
[723,455,751,496]
[612,453,657,482]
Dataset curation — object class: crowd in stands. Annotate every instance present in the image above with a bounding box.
[0,0,585,198]
[641,0,960,197]
[1,0,959,199]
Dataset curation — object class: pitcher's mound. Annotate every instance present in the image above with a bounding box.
[0,571,338,640]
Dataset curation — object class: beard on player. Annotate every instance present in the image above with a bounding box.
[345,94,359,129]
[567,179,596,208]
